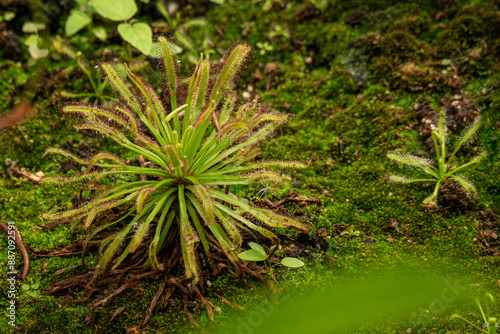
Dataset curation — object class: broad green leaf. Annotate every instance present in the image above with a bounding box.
[22,284,30,290]
[280,257,304,268]
[28,45,49,59]
[91,0,137,21]
[92,26,108,41]
[65,10,91,37]
[22,21,46,33]
[23,35,39,47]
[238,249,268,262]
[441,59,451,66]
[249,242,265,254]
[4,11,15,21]
[118,22,152,55]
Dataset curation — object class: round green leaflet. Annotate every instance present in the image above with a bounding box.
[118,22,153,55]
[91,0,137,21]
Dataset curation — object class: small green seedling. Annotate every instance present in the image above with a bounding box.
[256,42,273,55]
[450,293,498,334]
[387,109,486,206]
[238,242,305,274]
[0,11,15,23]
[22,21,49,64]
[60,53,118,104]
[21,281,40,299]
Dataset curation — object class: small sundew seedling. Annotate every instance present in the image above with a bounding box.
[41,38,310,285]
[387,109,486,206]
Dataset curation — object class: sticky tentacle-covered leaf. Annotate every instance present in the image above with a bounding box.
[451,175,477,196]
[178,185,201,282]
[185,198,210,254]
[219,92,237,126]
[209,42,252,107]
[214,208,242,247]
[85,152,127,171]
[127,190,174,255]
[148,194,177,269]
[43,148,88,165]
[101,63,144,117]
[63,104,130,131]
[95,222,135,277]
[215,202,277,241]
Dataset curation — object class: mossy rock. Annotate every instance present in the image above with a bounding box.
[387,16,429,38]
[381,30,423,63]
[435,14,483,57]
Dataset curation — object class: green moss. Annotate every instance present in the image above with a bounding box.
[1,1,500,333]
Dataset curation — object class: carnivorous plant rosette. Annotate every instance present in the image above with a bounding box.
[41,38,311,284]
[387,109,486,206]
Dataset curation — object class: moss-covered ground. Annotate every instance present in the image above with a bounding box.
[1,0,499,333]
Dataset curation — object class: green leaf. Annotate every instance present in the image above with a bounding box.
[238,249,268,262]
[248,242,265,253]
[4,11,15,21]
[148,41,182,58]
[441,59,451,66]
[451,175,477,195]
[118,22,152,56]
[389,175,414,183]
[91,0,137,21]
[22,21,46,33]
[22,284,30,290]
[31,283,40,289]
[28,45,49,59]
[28,291,39,297]
[23,34,39,47]
[182,18,207,28]
[280,257,304,268]
[458,117,483,146]
[92,26,108,41]
[65,10,91,37]
[386,152,432,169]
[209,42,252,107]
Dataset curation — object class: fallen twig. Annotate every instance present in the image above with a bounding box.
[0,221,30,281]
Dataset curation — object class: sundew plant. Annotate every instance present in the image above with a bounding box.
[387,109,486,206]
[41,38,310,284]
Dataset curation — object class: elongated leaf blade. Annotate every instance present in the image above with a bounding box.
[280,257,304,268]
